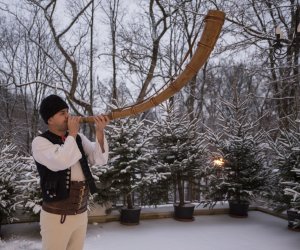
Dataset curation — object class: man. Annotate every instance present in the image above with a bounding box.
[32,94,109,250]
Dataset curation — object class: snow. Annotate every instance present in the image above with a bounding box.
[0,211,298,250]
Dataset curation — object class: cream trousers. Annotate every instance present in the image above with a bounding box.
[40,209,88,250]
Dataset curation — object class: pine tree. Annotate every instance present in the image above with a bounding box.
[16,156,42,217]
[268,121,300,224]
[93,117,157,209]
[0,141,21,225]
[205,97,270,206]
[151,101,208,206]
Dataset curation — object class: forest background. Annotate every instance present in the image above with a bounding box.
[0,0,299,152]
[0,0,299,219]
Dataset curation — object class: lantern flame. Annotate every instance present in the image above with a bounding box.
[213,158,225,167]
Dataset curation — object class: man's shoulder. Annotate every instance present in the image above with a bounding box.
[32,136,52,153]
[33,130,49,139]
[32,135,49,144]
[32,131,57,145]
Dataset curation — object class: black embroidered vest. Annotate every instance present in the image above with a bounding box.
[35,131,97,202]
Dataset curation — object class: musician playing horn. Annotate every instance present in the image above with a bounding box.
[32,94,109,250]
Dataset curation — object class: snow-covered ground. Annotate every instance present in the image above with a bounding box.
[0,211,298,250]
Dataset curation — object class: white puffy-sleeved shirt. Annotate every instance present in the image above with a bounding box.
[32,133,109,181]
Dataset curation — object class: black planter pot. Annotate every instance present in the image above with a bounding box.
[174,203,195,221]
[229,200,249,218]
[120,207,141,225]
[287,210,300,231]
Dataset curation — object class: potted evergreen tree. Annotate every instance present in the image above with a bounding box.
[205,97,270,217]
[151,101,207,221]
[285,167,300,231]
[96,117,155,225]
[268,124,300,230]
[0,180,15,237]
[18,156,43,220]
[0,141,21,236]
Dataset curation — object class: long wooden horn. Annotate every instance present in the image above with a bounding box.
[81,10,225,123]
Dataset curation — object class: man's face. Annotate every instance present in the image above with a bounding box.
[48,108,69,132]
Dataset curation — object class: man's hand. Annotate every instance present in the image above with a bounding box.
[94,115,110,153]
[68,116,82,138]
[94,115,110,132]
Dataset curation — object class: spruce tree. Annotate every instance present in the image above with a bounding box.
[93,117,156,209]
[268,121,300,228]
[17,156,42,217]
[0,141,21,225]
[151,101,207,206]
[205,97,270,206]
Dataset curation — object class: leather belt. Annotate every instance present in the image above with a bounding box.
[42,181,89,216]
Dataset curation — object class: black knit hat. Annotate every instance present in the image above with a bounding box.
[39,94,69,124]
